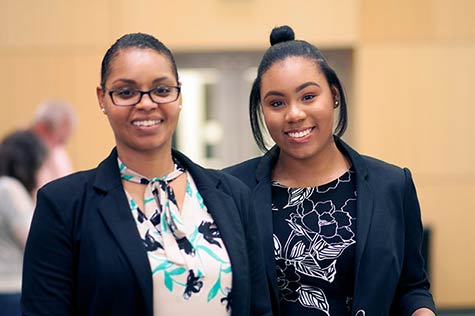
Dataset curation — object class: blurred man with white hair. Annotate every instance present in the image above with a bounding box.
[31,99,78,189]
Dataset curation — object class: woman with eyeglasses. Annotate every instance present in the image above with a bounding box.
[22,33,272,316]
[224,25,436,316]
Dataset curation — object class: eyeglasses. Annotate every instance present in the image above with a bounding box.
[107,86,181,106]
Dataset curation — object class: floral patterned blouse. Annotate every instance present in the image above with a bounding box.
[271,168,357,316]
[119,159,232,316]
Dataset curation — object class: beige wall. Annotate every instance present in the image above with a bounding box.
[356,0,475,307]
[1,0,474,308]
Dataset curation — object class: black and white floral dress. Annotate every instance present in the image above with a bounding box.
[272,168,357,316]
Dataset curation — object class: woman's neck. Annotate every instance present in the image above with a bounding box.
[116,145,175,179]
[272,142,350,188]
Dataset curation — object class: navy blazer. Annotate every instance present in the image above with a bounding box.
[223,138,436,316]
[22,148,272,316]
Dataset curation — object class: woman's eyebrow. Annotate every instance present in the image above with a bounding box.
[110,78,136,85]
[295,82,320,92]
[152,76,171,85]
[263,90,285,100]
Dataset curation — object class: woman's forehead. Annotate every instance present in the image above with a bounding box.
[107,48,175,81]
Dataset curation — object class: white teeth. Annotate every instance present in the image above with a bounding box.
[132,120,161,127]
[288,128,312,138]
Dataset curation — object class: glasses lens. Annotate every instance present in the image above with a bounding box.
[111,89,140,106]
[150,87,179,104]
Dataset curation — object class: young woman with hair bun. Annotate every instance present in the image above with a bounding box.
[225,25,436,316]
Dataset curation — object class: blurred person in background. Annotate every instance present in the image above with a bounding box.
[21,33,271,316]
[0,130,47,316]
[30,99,77,188]
[224,25,436,316]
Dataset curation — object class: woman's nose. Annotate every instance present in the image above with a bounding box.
[285,102,306,122]
[135,92,158,111]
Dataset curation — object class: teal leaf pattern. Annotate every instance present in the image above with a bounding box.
[196,191,205,209]
[152,260,173,274]
[161,211,168,232]
[208,277,221,302]
[189,227,199,244]
[164,272,174,291]
[169,267,187,275]
[186,180,193,197]
[196,245,229,264]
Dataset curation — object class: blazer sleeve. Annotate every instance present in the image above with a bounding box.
[21,187,75,316]
[393,168,436,315]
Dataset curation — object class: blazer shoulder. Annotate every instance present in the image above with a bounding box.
[338,137,409,180]
[200,167,252,196]
[39,168,97,199]
[359,154,411,187]
[222,157,262,184]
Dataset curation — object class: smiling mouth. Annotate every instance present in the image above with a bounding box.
[132,119,163,127]
[286,127,313,139]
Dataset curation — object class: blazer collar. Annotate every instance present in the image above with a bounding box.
[256,145,279,182]
[171,149,221,190]
[92,148,122,192]
[335,137,368,179]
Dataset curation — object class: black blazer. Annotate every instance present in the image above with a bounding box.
[22,148,272,316]
[223,138,436,316]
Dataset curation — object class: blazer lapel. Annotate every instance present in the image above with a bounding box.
[253,180,279,302]
[182,154,246,263]
[353,177,374,283]
[93,150,153,316]
[255,147,280,304]
[176,152,250,313]
[336,138,375,312]
[198,186,247,274]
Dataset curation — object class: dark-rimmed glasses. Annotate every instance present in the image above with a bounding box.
[107,86,181,106]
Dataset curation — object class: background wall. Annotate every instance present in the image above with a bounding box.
[1,0,474,308]
[355,0,475,308]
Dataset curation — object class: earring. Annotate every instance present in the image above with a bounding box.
[334,100,339,108]
[179,104,183,109]
[101,107,106,114]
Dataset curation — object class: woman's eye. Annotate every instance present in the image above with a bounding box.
[270,100,284,107]
[153,86,171,96]
[115,89,137,99]
[302,94,316,101]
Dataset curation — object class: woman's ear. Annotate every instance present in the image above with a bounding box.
[96,86,107,114]
[331,85,340,108]
[177,81,183,109]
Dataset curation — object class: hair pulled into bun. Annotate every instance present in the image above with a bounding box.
[270,25,295,46]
